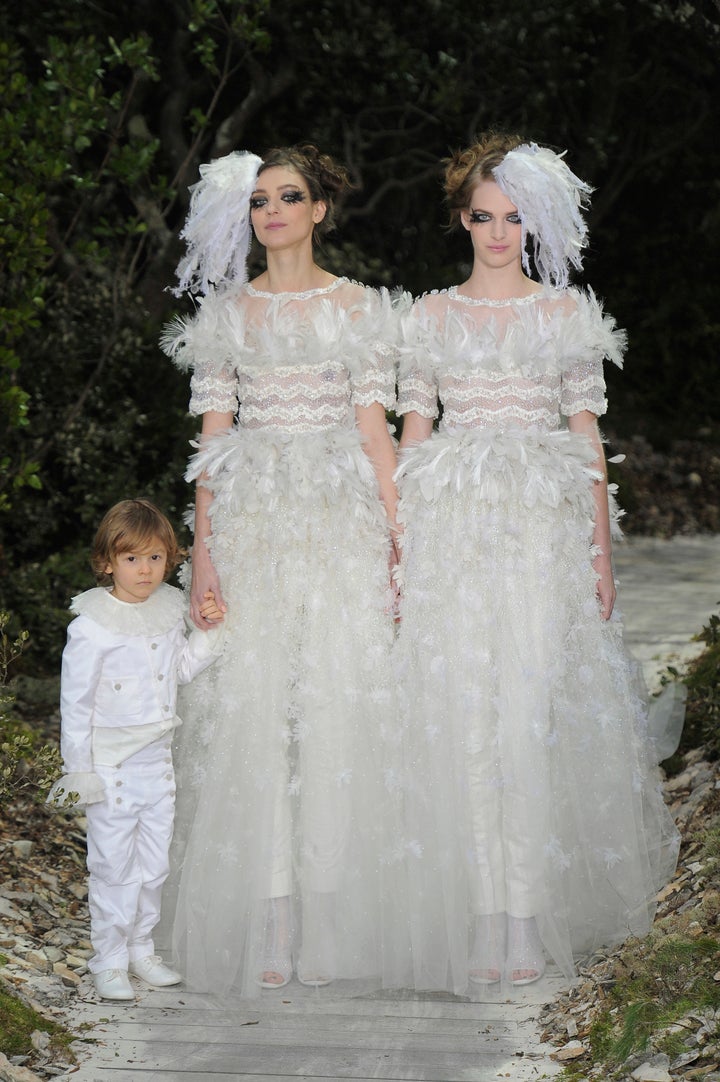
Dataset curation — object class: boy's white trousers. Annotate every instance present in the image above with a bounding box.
[85,739,175,973]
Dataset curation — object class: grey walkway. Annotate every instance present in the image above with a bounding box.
[62,535,720,1082]
[65,978,566,1081]
[613,534,720,688]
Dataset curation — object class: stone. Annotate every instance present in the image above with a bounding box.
[29,1031,50,1054]
[0,897,22,920]
[671,1049,701,1069]
[630,1065,672,1081]
[0,1050,46,1081]
[11,841,34,859]
[24,951,51,973]
[52,964,81,987]
[551,1040,586,1061]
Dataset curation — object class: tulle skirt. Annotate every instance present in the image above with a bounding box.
[388,425,680,994]
[162,426,402,996]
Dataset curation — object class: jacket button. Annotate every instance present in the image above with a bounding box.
[114,683,122,690]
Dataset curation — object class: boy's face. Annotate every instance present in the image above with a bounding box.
[105,536,168,604]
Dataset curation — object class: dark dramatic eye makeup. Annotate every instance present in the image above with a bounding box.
[249,189,306,210]
[468,210,522,224]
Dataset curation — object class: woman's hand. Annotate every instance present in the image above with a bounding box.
[190,541,227,629]
[593,550,616,621]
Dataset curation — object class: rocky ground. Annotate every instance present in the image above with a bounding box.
[541,747,720,1081]
[0,800,91,1080]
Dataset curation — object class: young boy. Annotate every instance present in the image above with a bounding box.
[49,498,225,1001]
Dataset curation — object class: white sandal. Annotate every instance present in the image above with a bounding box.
[506,915,546,986]
[469,912,506,985]
[257,896,293,989]
[297,891,335,988]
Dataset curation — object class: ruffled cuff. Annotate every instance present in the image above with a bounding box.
[187,623,226,660]
[46,772,106,807]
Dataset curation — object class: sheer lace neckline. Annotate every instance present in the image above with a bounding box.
[447,285,544,308]
[246,277,348,300]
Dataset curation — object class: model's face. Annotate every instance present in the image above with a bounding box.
[249,166,326,249]
[106,537,167,604]
[461,179,523,270]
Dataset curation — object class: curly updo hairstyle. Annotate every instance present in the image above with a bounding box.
[443,131,525,230]
[257,143,355,238]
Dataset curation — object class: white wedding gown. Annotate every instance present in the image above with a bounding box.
[159,278,404,995]
[389,285,680,993]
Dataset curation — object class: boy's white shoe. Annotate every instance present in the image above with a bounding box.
[94,968,135,1000]
[129,954,182,987]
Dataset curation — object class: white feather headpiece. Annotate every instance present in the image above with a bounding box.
[172,150,263,297]
[493,143,593,289]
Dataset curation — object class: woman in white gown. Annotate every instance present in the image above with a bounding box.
[160,145,403,996]
[392,133,679,994]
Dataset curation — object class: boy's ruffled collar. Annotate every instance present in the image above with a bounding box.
[70,583,185,636]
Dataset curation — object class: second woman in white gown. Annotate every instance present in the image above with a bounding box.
[161,145,404,996]
[391,133,679,994]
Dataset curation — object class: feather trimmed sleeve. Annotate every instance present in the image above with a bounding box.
[396,296,440,419]
[345,286,407,410]
[559,288,627,418]
[160,291,240,416]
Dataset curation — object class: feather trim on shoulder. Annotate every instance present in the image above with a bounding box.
[397,287,625,379]
[559,288,627,370]
[160,291,245,375]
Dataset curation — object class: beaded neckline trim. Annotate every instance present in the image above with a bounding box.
[447,285,545,308]
[246,277,348,300]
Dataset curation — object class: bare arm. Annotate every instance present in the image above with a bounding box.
[190,409,233,628]
[568,409,615,621]
[355,401,400,541]
[399,411,434,452]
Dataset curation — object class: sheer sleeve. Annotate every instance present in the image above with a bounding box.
[560,357,607,418]
[559,288,626,418]
[396,297,439,419]
[347,287,407,410]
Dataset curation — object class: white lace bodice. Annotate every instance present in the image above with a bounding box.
[397,286,626,430]
[162,278,400,433]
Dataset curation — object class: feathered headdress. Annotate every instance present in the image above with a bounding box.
[493,143,593,289]
[171,150,263,297]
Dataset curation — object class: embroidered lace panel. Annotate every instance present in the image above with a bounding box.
[397,290,609,428]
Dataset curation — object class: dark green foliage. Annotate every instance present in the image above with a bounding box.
[0,612,62,800]
[673,610,720,762]
[1,0,719,672]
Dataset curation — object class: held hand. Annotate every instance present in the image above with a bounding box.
[190,544,227,629]
[198,590,226,624]
[593,553,616,621]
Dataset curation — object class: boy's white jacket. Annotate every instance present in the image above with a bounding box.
[48,583,223,806]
